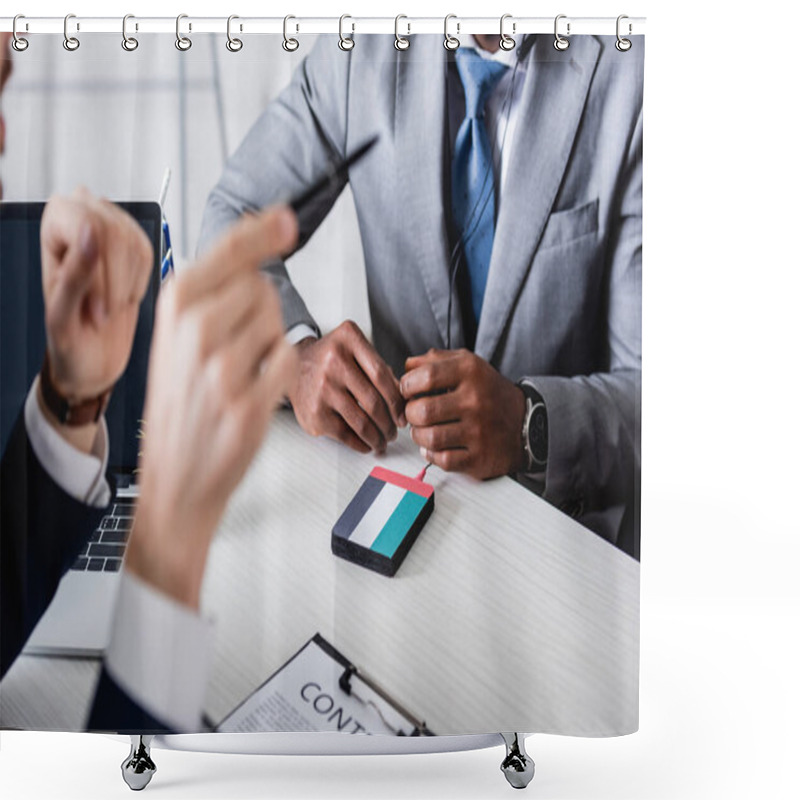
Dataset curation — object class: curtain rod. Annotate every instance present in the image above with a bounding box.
[1,16,646,37]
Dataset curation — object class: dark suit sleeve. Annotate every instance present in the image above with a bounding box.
[1,409,178,733]
[0,411,111,677]
[86,666,172,734]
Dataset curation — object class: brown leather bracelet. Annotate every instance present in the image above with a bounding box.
[40,350,112,427]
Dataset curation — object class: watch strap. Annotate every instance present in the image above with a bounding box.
[40,350,112,427]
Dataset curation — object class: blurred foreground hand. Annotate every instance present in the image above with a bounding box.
[126,206,299,609]
[41,189,153,401]
[38,190,153,454]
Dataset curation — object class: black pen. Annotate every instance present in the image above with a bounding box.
[290,135,379,215]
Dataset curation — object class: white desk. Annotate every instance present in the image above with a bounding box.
[0,411,639,736]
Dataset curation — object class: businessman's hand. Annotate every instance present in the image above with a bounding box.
[288,320,406,454]
[38,190,153,452]
[126,207,299,610]
[401,349,526,480]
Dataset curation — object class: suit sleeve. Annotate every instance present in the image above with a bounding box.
[198,36,352,334]
[87,667,172,733]
[86,569,213,733]
[523,108,642,548]
[0,412,111,677]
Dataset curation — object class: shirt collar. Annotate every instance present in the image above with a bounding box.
[465,34,527,71]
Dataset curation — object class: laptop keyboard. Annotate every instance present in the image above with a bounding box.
[71,498,136,573]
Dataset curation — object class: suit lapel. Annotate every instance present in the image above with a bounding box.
[395,38,464,349]
[475,35,601,362]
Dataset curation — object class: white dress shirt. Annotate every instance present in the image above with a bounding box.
[24,381,212,731]
[24,376,111,507]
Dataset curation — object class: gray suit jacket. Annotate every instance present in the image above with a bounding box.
[199,35,643,554]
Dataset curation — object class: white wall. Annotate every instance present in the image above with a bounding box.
[2,33,371,336]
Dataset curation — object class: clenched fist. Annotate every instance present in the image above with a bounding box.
[41,190,153,403]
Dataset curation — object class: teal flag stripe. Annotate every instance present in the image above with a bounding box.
[371,491,427,558]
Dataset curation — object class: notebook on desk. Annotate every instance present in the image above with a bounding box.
[0,200,161,657]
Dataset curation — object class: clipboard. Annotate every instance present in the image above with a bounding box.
[214,634,433,736]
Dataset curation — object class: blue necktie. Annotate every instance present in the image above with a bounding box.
[451,48,509,325]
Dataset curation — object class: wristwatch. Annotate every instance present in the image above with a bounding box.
[519,383,548,472]
[39,350,112,426]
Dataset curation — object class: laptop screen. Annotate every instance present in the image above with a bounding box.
[0,201,161,474]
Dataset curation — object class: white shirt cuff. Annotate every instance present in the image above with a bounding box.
[24,377,111,507]
[285,323,319,346]
[104,569,214,732]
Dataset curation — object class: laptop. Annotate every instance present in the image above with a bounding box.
[0,200,162,656]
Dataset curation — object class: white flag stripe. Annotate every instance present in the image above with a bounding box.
[348,482,406,549]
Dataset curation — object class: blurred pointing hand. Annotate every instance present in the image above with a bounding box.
[126,206,299,609]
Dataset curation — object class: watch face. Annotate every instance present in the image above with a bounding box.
[528,402,548,465]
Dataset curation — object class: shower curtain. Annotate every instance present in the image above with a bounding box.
[0,25,643,746]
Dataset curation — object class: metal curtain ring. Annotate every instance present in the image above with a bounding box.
[282,15,299,52]
[12,14,29,52]
[394,15,410,51]
[616,14,632,51]
[226,15,243,52]
[500,14,516,51]
[175,14,192,51]
[63,14,80,51]
[122,14,139,51]
[443,14,460,51]
[339,14,354,51]
[554,14,570,51]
